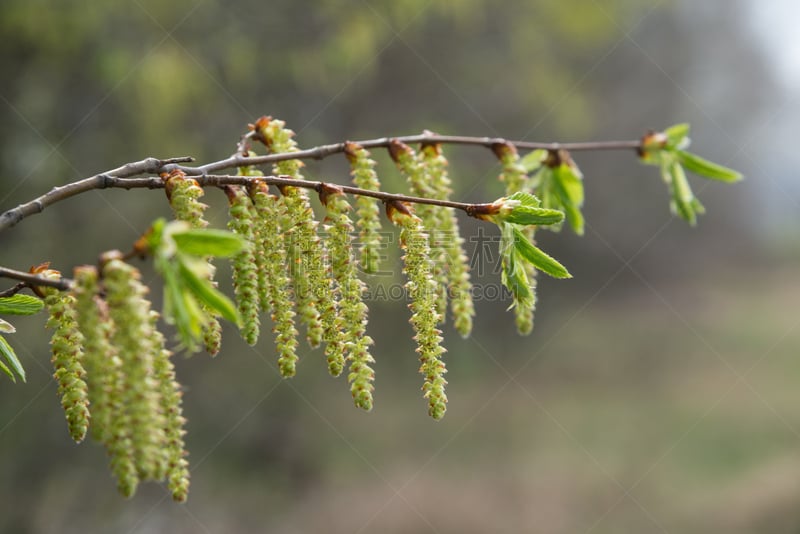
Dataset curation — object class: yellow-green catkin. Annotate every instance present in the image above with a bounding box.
[389,140,448,322]
[72,267,118,442]
[495,143,537,335]
[226,186,261,346]
[163,170,222,355]
[44,286,90,443]
[237,158,272,313]
[249,181,300,378]
[72,266,139,497]
[149,312,190,502]
[419,142,475,337]
[324,189,375,409]
[252,116,330,348]
[103,258,168,481]
[344,142,383,274]
[392,206,448,420]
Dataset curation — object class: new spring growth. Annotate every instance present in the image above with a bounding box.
[387,201,448,421]
[149,314,190,502]
[162,169,222,355]
[344,142,383,274]
[638,123,742,225]
[248,181,300,378]
[102,255,168,481]
[319,184,375,410]
[389,140,449,322]
[252,116,328,348]
[225,186,261,345]
[37,263,91,444]
[72,265,138,497]
[418,137,475,338]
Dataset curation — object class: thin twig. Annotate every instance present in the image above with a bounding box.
[0,267,71,291]
[0,133,642,232]
[0,282,28,298]
[171,134,642,176]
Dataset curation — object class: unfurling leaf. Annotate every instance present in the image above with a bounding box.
[0,294,44,315]
[0,335,25,382]
[511,227,571,279]
[663,123,691,149]
[177,257,241,326]
[0,318,15,333]
[676,150,743,183]
[171,229,246,257]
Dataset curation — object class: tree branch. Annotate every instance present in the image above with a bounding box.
[0,132,643,233]
[0,157,194,232]
[172,134,641,176]
[0,267,72,292]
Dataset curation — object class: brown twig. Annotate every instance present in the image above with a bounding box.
[170,134,642,176]
[0,267,71,292]
[0,133,643,233]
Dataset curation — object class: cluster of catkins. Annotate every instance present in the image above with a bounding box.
[40,259,189,501]
[167,117,482,421]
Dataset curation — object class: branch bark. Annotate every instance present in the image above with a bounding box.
[0,132,643,233]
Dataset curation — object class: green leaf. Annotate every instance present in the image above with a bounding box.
[669,161,705,226]
[0,359,14,382]
[0,294,44,316]
[499,223,532,307]
[511,227,571,279]
[507,191,542,208]
[676,150,742,183]
[664,123,690,149]
[177,257,240,325]
[518,149,547,173]
[171,229,246,258]
[551,163,585,235]
[0,335,25,382]
[501,249,532,307]
[0,319,15,333]
[504,206,564,226]
[161,260,202,350]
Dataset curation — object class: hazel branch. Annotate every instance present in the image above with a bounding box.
[0,132,644,233]
[0,266,72,292]
[176,134,641,176]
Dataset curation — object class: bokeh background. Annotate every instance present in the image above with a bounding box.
[1,1,799,532]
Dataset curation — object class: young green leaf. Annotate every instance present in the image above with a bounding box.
[503,206,565,226]
[668,160,705,226]
[507,191,542,208]
[676,150,743,183]
[0,318,15,333]
[0,295,44,315]
[512,227,571,279]
[0,358,13,382]
[501,249,533,306]
[664,123,690,149]
[0,335,25,382]
[176,257,240,326]
[518,149,547,174]
[551,162,585,235]
[171,229,247,257]
[161,260,203,351]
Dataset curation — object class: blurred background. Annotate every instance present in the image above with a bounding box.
[1,0,799,532]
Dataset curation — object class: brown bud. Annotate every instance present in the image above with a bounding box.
[490,141,517,160]
[249,115,273,147]
[388,139,413,164]
[343,141,365,164]
[467,201,504,221]
[419,130,442,156]
[385,200,414,223]
[318,183,344,207]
